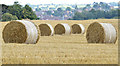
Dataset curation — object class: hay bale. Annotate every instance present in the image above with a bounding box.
[71,24,85,34]
[39,23,54,36]
[86,22,117,43]
[54,23,71,35]
[2,20,39,44]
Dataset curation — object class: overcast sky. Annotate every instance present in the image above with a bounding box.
[0,0,119,5]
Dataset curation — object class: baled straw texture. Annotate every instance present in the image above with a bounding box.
[2,20,39,44]
[71,24,85,34]
[39,23,54,36]
[86,22,117,43]
[54,23,71,35]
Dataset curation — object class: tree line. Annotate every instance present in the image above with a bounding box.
[1,1,38,21]
[69,9,119,20]
[69,2,120,20]
[1,1,119,21]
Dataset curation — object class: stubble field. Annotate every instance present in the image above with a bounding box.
[0,19,118,64]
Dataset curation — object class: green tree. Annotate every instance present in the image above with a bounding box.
[12,15,18,20]
[66,7,71,11]
[52,10,64,17]
[83,4,91,10]
[105,9,118,19]
[93,2,100,9]
[86,4,91,7]
[22,4,37,20]
[53,8,64,17]
[7,1,23,19]
[2,4,9,14]
[0,7,2,21]
[35,8,41,11]
[82,11,93,19]
[89,9,98,19]
[118,9,120,19]
[6,1,37,20]
[52,10,60,17]
[46,11,52,15]
[57,8,63,12]
[75,5,78,9]
[2,13,13,21]
[96,10,105,18]
[101,3,110,10]
[73,12,86,20]
[119,1,120,7]
[71,9,119,20]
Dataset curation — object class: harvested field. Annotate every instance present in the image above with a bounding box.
[0,19,118,64]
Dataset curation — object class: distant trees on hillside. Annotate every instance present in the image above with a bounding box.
[35,8,41,11]
[46,11,52,15]
[70,9,119,20]
[93,2,111,10]
[70,2,119,20]
[52,8,64,17]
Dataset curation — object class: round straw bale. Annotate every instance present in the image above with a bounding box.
[2,20,39,44]
[86,22,117,43]
[71,24,85,34]
[39,23,54,36]
[54,23,71,35]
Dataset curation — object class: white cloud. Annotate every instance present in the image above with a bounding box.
[0,0,119,5]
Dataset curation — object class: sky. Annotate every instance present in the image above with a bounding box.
[0,0,119,5]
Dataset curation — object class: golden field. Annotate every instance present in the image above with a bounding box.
[0,19,118,64]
